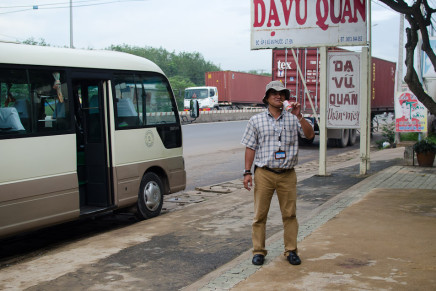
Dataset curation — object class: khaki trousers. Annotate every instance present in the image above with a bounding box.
[252,167,298,257]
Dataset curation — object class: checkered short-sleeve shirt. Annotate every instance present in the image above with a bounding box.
[241,109,299,169]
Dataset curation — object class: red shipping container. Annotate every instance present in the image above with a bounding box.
[205,71,271,106]
[272,48,396,118]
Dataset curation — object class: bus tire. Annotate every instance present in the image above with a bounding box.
[137,172,164,220]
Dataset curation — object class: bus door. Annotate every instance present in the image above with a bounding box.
[72,79,113,213]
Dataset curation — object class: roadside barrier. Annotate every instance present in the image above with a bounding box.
[179,108,266,124]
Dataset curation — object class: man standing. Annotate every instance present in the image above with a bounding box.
[241,80,314,266]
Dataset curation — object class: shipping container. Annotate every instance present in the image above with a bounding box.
[272,48,396,119]
[272,48,396,147]
[371,57,396,114]
[205,71,271,107]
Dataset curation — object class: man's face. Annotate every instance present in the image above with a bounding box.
[267,90,286,107]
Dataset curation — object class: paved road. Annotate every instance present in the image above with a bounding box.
[182,121,361,190]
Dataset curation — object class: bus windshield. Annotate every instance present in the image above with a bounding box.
[184,89,209,99]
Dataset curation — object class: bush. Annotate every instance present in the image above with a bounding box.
[413,138,436,154]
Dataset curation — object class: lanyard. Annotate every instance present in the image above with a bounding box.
[270,116,284,150]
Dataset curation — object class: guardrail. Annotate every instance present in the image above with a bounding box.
[180,108,266,124]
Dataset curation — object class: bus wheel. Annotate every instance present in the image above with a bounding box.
[137,172,163,219]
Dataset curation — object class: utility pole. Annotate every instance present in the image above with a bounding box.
[397,14,404,92]
[395,14,404,144]
[70,0,74,48]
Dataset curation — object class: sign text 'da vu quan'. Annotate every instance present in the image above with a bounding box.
[250,0,367,49]
[327,52,361,129]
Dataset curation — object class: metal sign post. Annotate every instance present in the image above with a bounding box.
[319,47,328,176]
[360,47,370,175]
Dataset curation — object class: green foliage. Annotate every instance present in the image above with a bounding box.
[22,37,50,46]
[108,44,220,85]
[413,138,436,154]
[428,133,436,144]
[245,70,272,77]
[168,76,196,110]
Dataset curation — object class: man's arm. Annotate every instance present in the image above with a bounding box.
[297,115,315,140]
[289,102,315,140]
[244,147,255,191]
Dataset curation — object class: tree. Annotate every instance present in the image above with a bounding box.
[168,76,196,109]
[379,0,436,116]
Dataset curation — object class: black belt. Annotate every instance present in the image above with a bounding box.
[261,166,293,174]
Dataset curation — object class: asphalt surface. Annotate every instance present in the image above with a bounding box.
[0,146,406,290]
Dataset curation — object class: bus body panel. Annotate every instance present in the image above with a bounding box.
[112,128,185,207]
[0,135,76,183]
[114,156,186,208]
[0,134,79,237]
[0,174,79,237]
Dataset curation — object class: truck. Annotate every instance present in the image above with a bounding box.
[184,71,271,110]
[272,48,396,147]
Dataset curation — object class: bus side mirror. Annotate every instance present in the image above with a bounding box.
[190,99,199,118]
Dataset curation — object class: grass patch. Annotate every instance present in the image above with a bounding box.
[400,132,419,141]
[400,132,436,143]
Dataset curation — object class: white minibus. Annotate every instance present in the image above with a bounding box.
[0,42,186,238]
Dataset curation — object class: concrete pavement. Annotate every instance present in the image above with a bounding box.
[185,151,436,290]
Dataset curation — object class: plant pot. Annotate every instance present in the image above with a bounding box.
[416,151,436,167]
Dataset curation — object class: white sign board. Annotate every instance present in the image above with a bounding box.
[250,0,367,49]
[327,52,360,129]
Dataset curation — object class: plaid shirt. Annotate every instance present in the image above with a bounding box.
[241,109,299,169]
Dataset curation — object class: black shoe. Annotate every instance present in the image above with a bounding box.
[252,254,265,265]
[287,251,301,265]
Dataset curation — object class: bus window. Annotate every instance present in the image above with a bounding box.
[0,68,71,136]
[113,73,178,129]
[113,74,140,128]
[141,76,177,126]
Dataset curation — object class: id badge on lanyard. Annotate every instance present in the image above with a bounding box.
[272,118,286,160]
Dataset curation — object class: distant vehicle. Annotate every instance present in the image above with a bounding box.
[184,86,219,111]
[0,42,186,238]
[272,48,396,147]
[184,71,272,111]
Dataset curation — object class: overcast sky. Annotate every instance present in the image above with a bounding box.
[0,0,402,73]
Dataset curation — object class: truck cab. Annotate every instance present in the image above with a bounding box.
[184,86,219,110]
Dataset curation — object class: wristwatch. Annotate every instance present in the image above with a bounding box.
[243,169,252,176]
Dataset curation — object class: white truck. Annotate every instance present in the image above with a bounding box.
[184,86,219,111]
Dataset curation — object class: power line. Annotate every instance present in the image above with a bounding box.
[0,0,145,15]
[0,0,106,9]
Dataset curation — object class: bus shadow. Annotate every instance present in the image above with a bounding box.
[0,212,139,269]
